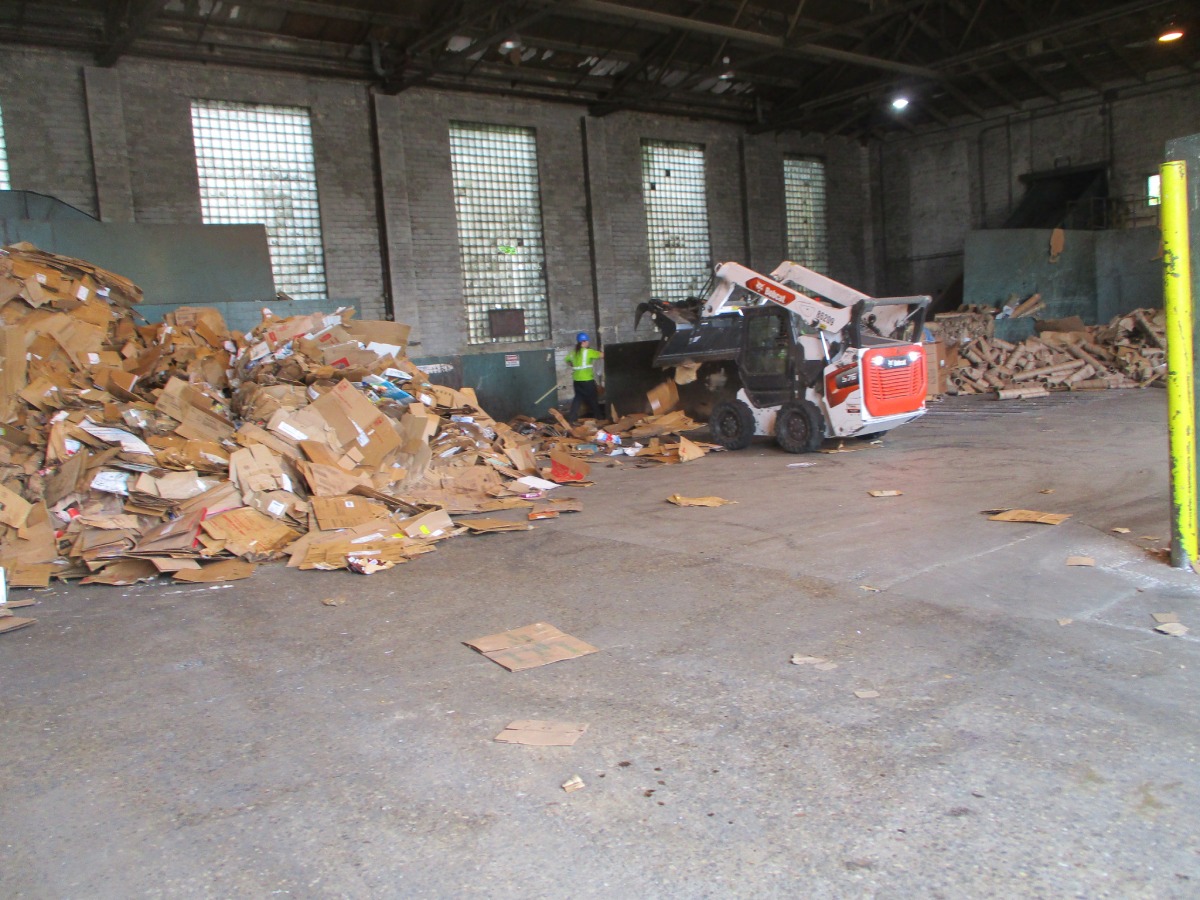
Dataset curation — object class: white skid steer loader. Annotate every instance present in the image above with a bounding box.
[635,260,932,452]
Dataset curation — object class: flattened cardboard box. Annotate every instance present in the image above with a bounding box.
[465,622,599,672]
[494,720,589,746]
[311,495,390,531]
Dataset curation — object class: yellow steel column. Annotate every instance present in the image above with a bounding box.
[1161,159,1197,568]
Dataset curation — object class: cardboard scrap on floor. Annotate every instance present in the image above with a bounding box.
[868,490,902,498]
[791,654,838,670]
[854,689,880,699]
[667,494,734,507]
[561,775,586,793]
[460,517,533,534]
[173,559,257,583]
[1065,556,1095,567]
[464,622,599,672]
[1156,622,1189,636]
[494,720,589,746]
[986,509,1073,525]
[0,615,36,634]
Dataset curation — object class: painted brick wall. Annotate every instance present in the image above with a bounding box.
[874,78,1200,301]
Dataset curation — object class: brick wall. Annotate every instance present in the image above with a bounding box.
[0,44,873,365]
[874,78,1200,300]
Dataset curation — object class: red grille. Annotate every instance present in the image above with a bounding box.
[861,349,927,417]
[869,365,922,399]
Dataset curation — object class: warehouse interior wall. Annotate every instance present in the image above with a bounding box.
[0,46,870,364]
[872,77,1200,305]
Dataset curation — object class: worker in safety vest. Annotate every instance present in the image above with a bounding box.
[565,332,605,423]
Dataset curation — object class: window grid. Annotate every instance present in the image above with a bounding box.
[641,140,712,302]
[783,156,829,273]
[190,99,327,302]
[449,122,550,344]
[0,101,10,190]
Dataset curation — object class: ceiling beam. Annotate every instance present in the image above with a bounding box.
[252,0,421,30]
[564,0,939,78]
[935,0,1176,72]
[97,0,168,66]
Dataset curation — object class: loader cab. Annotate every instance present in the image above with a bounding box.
[739,305,815,409]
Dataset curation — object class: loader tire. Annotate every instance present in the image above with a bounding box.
[708,399,756,451]
[775,400,824,454]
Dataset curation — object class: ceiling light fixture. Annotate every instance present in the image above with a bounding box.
[891,96,910,111]
[499,37,522,53]
[1158,22,1184,42]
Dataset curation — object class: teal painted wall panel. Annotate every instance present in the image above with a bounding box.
[413,350,556,422]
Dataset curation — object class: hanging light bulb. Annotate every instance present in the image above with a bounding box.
[891,95,910,111]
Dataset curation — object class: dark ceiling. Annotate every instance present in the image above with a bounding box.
[1,0,1197,137]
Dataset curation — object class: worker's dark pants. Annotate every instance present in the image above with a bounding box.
[569,380,604,422]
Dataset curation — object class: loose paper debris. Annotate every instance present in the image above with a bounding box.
[1112,527,1131,534]
[859,585,881,593]
[1155,622,1189,637]
[787,462,816,468]
[1152,612,1180,624]
[853,689,880,699]
[666,494,734,507]
[986,509,1072,525]
[494,720,589,746]
[1057,618,1073,626]
[561,775,586,793]
[347,558,396,575]
[1065,556,1095,567]
[868,490,903,498]
[321,596,347,607]
[464,622,599,672]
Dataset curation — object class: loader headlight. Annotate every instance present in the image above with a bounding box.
[907,350,922,362]
[870,355,886,367]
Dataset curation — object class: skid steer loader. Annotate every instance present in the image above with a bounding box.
[635,260,931,452]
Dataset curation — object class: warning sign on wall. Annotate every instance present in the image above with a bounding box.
[505,354,520,368]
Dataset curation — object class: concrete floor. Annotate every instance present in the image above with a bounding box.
[3,390,1199,898]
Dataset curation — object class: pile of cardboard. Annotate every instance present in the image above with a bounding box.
[0,244,712,605]
[938,308,1167,398]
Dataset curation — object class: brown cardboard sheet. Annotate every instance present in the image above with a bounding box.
[464,622,599,672]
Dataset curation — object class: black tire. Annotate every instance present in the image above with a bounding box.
[775,400,824,453]
[708,398,756,450]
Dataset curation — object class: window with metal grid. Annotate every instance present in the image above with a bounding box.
[641,140,712,302]
[449,122,550,344]
[190,99,327,302]
[783,156,829,273]
[0,102,11,190]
